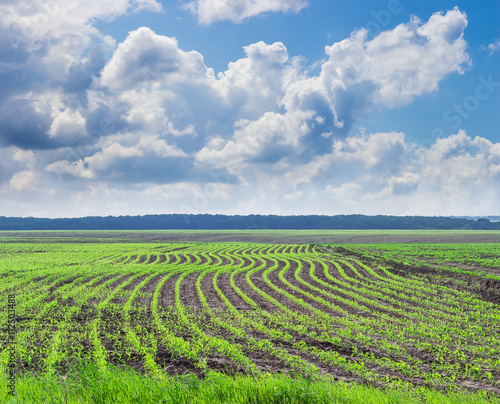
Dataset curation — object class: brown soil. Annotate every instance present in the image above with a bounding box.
[217,271,253,310]
[126,255,137,263]
[199,272,226,310]
[158,273,181,308]
[330,246,500,305]
[14,243,500,396]
[134,273,165,308]
[179,272,203,309]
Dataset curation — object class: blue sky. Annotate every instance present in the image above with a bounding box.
[0,0,499,217]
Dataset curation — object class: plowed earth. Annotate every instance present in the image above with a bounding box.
[1,242,499,397]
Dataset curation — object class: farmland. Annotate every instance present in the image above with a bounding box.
[0,233,499,403]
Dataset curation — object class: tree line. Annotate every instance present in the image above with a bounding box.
[0,214,498,230]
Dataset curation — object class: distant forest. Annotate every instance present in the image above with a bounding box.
[0,214,499,230]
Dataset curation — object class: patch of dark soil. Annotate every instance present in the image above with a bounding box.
[121,273,150,293]
[199,272,226,310]
[303,260,406,319]
[275,259,377,320]
[199,254,209,265]
[138,255,148,264]
[126,255,137,263]
[147,255,157,264]
[177,254,188,265]
[158,255,167,263]
[321,246,500,306]
[88,274,117,289]
[274,245,287,254]
[247,258,306,314]
[108,274,133,289]
[230,254,242,266]
[134,273,164,307]
[155,348,205,376]
[217,272,253,310]
[384,260,500,305]
[267,245,280,254]
[205,253,219,265]
[48,276,80,294]
[231,271,276,313]
[159,273,180,308]
[184,254,196,264]
[85,274,135,307]
[180,272,203,309]
[213,254,231,266]
[240,256,252,268]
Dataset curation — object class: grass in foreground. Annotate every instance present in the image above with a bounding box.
[1,364,498,404]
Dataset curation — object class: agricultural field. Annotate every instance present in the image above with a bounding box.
[0,236,499,403]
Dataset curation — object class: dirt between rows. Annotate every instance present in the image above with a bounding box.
[53,302,499,395]
[87,274,133,307]
[326,246,500,305]
[14,247,500,396]
[302,260,402,319]
[179,272,203,309]
[330,258,467,316]
[217,272,253,310]
[316,248,500,330]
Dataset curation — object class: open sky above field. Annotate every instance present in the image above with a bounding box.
[0,0,499,218]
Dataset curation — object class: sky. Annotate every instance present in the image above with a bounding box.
[0,0,499,218]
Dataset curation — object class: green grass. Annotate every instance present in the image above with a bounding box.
[1,363,497,404]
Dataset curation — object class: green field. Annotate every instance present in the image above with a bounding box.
[2,229,500,243]
[0,232,499,403]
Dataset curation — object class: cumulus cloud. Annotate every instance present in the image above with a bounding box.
[48,108,86,142]
[46,134,188,181]
[195,109,314,171]
[485,39,500,55]
[100,27,214,91]
[9,170,38,191]
[1,4,497,217]
[184,0,308,24]
[216,41,295,118]
[0,0,160,152]
[296,7,470,138]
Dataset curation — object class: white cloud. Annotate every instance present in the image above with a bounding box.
[316,7,470,133]
[392,172,420,193]
[216,41,295,118]
[12,148,35,164]
[2,0,161,51]
[184,0,308,25]
[284,190,303,201]
[9,170,38,191]
[331,132,407,171]
[485,39,500,55]
[195,109,315,172]
[45,159,95,179]
[1,5,497,217]
[100,27,214,91]
[46,135,186,179]
[48,108,86,141]
[325,182,362,200]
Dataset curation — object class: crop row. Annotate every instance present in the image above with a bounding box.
[0,242,498,395]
